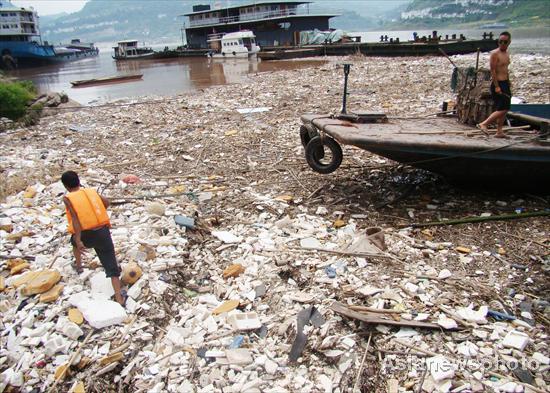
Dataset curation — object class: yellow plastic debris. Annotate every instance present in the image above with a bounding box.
[73,381,85,393]
[212,300,240,315]
[225,130,238,136]
[421,229,434,240]
[23,186,37,199]
[122,263,143,285]
[204,186,226,192]
[0,276,5,292]
[455,246,471,254]
[275,195,293,202]
[6,258,26,270]
[55,363,70,380]
[69,308,84,325]
[10,262,30,275]
[99,352,123,366]
[169,185,186,193]
[0,224,13,232]
[333,219,346,228]
[6,230,33,242]
[19,269,61,296]
[40,284,64,303]
[76,357,91,370]
[223,264,245,279]
[498,247,506,255]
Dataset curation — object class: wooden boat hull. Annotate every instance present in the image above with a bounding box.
[70,74,143,87]
[259,48,322,60]
[300,114,550,188]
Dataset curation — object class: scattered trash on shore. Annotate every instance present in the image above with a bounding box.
[1,53,549,392]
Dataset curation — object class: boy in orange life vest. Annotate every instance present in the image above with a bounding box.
[61,171,125,306]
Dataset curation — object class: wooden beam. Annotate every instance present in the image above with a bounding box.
[331,301,442,330]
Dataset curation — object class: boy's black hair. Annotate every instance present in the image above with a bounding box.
[500,31,511,39]
[61,171,80,189]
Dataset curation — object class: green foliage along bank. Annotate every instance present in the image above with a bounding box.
[0,80,36,121]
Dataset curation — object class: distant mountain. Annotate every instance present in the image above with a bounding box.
[41,0,190,45]
[39,12,68,25]
[39,0,410,44]
[318,1,411,31]
[399,0,550,27]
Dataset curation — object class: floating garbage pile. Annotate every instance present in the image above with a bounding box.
[1,54,549,392]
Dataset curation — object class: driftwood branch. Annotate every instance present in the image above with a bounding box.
[405,210,550,228]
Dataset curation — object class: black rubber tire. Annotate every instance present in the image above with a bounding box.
[305,136,343,174]
[232,51,236,56]
[300,124,324,159]
[299,123,318,147]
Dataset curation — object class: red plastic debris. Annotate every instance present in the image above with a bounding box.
[35,360,46,368]
[122,174,141,184]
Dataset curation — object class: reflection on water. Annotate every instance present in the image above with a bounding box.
[8,55,325,105]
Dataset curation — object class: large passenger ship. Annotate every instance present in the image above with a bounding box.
[0,0,98,68]
[183,1,338,49]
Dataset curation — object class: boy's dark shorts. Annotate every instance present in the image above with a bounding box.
[70,226,120,277]
[491,80,512,111]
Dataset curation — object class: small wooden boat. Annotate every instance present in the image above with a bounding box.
[70,73,143,87]
[299,113,550,189]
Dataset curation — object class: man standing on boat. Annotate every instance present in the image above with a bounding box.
[478,32,512,138]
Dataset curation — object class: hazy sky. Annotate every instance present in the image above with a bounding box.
[12,0,88,15]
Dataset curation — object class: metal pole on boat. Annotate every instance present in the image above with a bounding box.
[342,64,351,114]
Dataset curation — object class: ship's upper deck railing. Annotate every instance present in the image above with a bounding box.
[187,8,316,28]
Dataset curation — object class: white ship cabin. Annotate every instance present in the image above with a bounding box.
[207,31,260,58]
[0,0,39,41]
[113,40,153,59]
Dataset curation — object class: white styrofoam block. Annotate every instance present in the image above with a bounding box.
[212,231,242,244]
[78,298,127,329]
[426,355,455,382]
[502,330,530,351]
[227,312,262,331]
[89,272,114,299]
[166,326,192,347]
[532,352,550,365]
[55,317,83,340]
[225,349,253,365]
[44,335,70,356]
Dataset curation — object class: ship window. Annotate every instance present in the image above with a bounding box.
[10,12,16,16]
[1,13,8,17]
[239,39,243,45]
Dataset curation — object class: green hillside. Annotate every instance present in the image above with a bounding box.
[399,0,550,27]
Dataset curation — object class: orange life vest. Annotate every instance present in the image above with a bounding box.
[65,188,110,234]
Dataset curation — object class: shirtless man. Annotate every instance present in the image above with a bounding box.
[478,32,512,138]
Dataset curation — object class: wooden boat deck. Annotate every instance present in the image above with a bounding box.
[301,114,550,187]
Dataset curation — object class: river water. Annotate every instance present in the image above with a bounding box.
[7,27,549,105]
[9,53,326,105]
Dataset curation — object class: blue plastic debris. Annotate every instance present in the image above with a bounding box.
[325,266,336,278]
[487,309,515,321]
[229,335,245,349]
[174,215,195,229]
